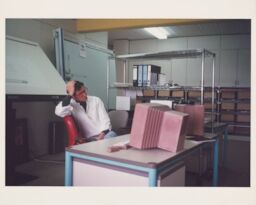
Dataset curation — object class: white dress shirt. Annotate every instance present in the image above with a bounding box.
[55,96,111,139]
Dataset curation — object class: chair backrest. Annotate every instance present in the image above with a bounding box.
[63,115,79,146]
[108,110,129,129]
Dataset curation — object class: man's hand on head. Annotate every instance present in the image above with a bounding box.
[66,80,75,96]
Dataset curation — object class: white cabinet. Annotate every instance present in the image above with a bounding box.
[237,49,250,87]
[171,58,187,86]
[219,49,250,87]
[186,58,202,86]
[219,50,237,87]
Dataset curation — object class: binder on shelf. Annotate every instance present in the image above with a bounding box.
[142,65,148,86]
[147,65,151,86]
[138,65,143,87]
[132,66,138,87]
[148,65,161,86]
[132,64,161,87]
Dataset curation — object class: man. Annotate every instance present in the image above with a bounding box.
[55,80,116,142]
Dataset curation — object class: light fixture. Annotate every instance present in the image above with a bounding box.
[144,27,169,39]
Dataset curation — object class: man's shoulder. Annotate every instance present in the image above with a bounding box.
[88,96,102,102]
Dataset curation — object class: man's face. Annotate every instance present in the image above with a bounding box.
[74,86,87,102]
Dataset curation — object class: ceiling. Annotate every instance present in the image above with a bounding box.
[108,20,250,47]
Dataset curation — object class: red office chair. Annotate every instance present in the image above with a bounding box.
[63,115,86,146]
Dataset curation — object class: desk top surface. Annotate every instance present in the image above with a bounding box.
[66,133,217,168]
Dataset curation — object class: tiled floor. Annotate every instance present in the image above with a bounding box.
[13,138,250,187]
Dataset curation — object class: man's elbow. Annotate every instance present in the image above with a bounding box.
[55,108,61,117]
[55,106,64,117]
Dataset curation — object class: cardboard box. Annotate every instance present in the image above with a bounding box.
[158,90,170,97]
[237,103,250,110]
[221,114,235,122]
[221,103,235,110]
[237,115,250,123]
[237,91,250,99]
[221,92,235,99]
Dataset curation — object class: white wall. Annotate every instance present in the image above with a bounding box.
[6,19,109,157]
[113,34,251,88]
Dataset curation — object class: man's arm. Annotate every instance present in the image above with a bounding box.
[55,99,73,117]
[55,81,75,117]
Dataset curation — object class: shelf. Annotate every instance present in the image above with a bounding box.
[219,99,250,103]
[220,111,250,115]
[116,49,215,60]
[218,87,250,135]
[227,122,250,127]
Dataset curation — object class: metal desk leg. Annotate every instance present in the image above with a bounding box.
[148,169,157,187]
[222,128,228,167]
[65,151,73,186]
[197,147,202,185]
[213,138,219,186]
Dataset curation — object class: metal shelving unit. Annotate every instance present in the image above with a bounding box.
[114,49,216,104]
[109,49,216,121]
[218,87,250,135]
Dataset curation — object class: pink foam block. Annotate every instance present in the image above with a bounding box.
[130,103,190,152]
[174,104,205,136]
[157,111,189,152]
[130,103,170,149]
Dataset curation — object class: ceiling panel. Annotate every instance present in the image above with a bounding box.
[108,20,250,46]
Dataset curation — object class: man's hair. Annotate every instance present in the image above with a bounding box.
[74,81,84,92]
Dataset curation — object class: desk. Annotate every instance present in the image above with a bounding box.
[205,122,229,167]
[65,133,220,186]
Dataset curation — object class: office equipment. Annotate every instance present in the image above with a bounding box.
[6,36,66,96]
[6,36,66,185]
[130,103,189,152]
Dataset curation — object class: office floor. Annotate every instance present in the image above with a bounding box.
[14,137,250,187]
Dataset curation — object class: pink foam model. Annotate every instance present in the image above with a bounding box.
[130,103,170,149]
[158,110,189,152]
[174,104,205,136]
[130,103,189,152]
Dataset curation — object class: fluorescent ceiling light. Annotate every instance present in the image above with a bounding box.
[144,27,169,39]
